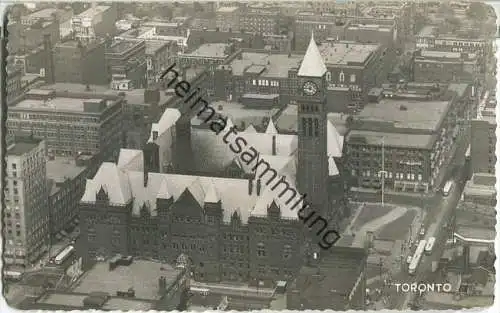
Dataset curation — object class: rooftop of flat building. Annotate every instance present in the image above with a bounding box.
[418,25,438,37]
[34,291,155,310]
[217,6,240,13]
[108,40,143,54]
[76,5,111,18]
[418,50,478,60]
[47,156,86,184]
[145,41,170,55]
[72,260,182,301]
[347,130,435,149]
[24,8,58,20]
[229,52,303,78]
[7,137,43,156]
[356,98,450,132]
[318,41,379,65]
[38,83,175,106]
[181,43,231,58]
[13,96,110,113]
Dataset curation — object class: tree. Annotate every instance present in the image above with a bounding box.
[466,2,488,21]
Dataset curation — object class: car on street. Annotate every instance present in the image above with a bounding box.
[419,227,426,237]
[406,256,413,264]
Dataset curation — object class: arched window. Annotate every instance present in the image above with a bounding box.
[257,243,266,257]
[326,71,332,82]
[339,71,345,83]
[314,118,319,137]
[307,118,313,137]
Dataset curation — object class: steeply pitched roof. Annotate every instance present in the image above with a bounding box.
[298,32,327,78]
[265,118,278,134]
[327,121,344,158]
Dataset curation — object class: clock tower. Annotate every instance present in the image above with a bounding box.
[296,33,331,220]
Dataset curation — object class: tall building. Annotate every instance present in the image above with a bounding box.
[53,39,108,85]
[471,107,496,175]
[3,137,49,268]
[296,34,336,223]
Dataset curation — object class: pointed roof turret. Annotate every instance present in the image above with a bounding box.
[204,181,220,203]
[265,118,278,134]
[245,124,258,133]
[298,31,327,78]
[157,179,172,199]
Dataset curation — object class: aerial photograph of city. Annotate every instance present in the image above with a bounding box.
[0,0,498,311]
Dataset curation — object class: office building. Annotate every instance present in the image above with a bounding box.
[6,88,124,162]
[4,137,49,268]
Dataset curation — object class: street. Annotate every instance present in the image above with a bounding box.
[390,143,469,309]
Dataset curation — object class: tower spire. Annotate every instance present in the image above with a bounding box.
[298,31,327,77]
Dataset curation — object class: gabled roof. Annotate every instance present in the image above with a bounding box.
[245,124,258,133]
[327,121,344,158]
[265,118,278,134]
[298,32,327,78]
[117,149,144,171]
[204,181,220,203]
[157,179,172,199]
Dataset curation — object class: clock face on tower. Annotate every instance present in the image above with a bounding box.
[303,81,318,96]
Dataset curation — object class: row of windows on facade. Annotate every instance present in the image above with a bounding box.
[11,114,101,123]
[302,118,320,137]
[358,170,424,181]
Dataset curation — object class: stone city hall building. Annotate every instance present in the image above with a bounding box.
[78,34,349,286]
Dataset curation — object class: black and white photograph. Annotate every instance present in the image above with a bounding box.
[0,0,498,311]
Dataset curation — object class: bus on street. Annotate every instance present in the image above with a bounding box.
[425,237,436,254]
[54,245,75,265]
[409,240,427,275]
[443,180,454,196]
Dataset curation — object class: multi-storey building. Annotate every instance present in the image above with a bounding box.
[215,6,241,32]
[471,107,496,175]
[4,137,49,268]
[317,41,392,102]
[106,39,147,90]
[240,6,281,35]
[416,25,493,57]
[177,43,236,95]
[413,50,480,84]
[146,41,178,86]
[294,12,349,50]
[53,39,108,85]
[47,155,90,238]
[6,87,124,162]
[6,64,23,104]
[7,19,60,55]
[344,19,397,49]
[263,34,292,52]
[71,5,118,39]
[346,88,465,192]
